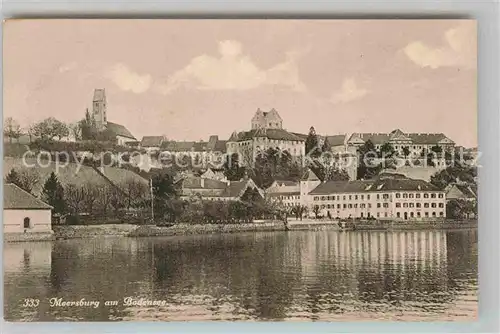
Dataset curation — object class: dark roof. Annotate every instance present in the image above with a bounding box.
[455,184,477,198]
[106,122,136,140]
[348,131,454,145]
[230,128,304,142]
[301,169,320,181]
[290,132,309,140]
[326,135,346,147]
[93,89,105,102]
[180,177,227,190]
[273,180,299,187]
[268,191,300,196]
[309,174,441,195]
[4,184,52,210]
[141,136,164,147]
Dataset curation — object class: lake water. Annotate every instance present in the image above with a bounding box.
[3,229,477,321]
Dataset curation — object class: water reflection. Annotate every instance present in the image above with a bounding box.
[4,229,477,321]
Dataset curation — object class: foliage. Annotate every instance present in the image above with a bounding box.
[308,160,349,182]
[152,172,178,221]
[402,146,411,158]
[430,165,477,190]
[379,142,395,158]
[446,199,477,219]
[291,204,307,220]
[5,168,40,194]
[32,117,69,141]
[223,153,245,181]
[42,172,66,214]
[251,147,302,188]
[356,140,382,180]
[305,126,320,157]
[4,117,23,143]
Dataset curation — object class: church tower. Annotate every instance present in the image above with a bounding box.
[92,88,107,130]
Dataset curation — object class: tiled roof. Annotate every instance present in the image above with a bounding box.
[409,133,452,145]
[309,174,441,195]
[326,135,346,147]
[93,88,105,102]
[4,183,52,210]
[455,184,477,198]
[141,136,164,147]
[106,122,136,140]
[230,129,304,142]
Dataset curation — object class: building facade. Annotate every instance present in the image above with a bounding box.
[177,176,264,201]
[3,184,53,234]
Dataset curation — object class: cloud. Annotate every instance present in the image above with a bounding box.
[58,61,77,73]
[106,63,152,94]
[157,40,307,94]
[331,78,368,104]
[404,22,476,69]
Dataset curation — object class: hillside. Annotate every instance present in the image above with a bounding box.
[3,157,148,196]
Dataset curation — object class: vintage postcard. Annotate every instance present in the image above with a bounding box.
[3,19,477,322]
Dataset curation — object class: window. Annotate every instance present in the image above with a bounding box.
[424,193,429,198]
[416,194,421,199]
[397,212,401,218]
[396,193,401,198]
[377,213,380,218]
[383,194,389,199]
[348,204,353,209]
[439,203,444,208]
[337,196,340,200]
[424,203,429,208]
[23,217,30,229]
[396,203,401,208]
[409,193,414,198]
[337,204,341,209]
[367,195,370,200]
[377,194,380,200]
[361,195,364,200]
[432,212,436,217]
[417,212,421,218]
[410,212,414,218]
[321,205,325,209]
[384,213,388,217]
[314,196,319,201]
[383,203,389,208]
[355,195,358,200]
[425,212,429,217]
[349,195,352,200]
[377,203,381,208]
[409,203,414,208]
[416,203,421,208]
[354,204,358,208]
[327,204,331,209]
[368,203,372,208]
[438,194,444,198]
[343,204,347,209]
[321,196,326,201]
[403,193,408,198]
[431,193,437,199]
[343,196,346,200]
[403,203,408,208]
[360,212,364,218]
[431,203,437,208]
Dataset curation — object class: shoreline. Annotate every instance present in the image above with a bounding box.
[4,219,478,242]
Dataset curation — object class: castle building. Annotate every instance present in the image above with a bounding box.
[92,89,136,146]
[226,108,306,165]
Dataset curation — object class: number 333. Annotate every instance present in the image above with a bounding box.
[22,299,39,307]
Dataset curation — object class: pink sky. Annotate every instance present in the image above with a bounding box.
[3,19,477,147]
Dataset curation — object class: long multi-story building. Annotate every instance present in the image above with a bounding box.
[346,129,455,155]
[268,170,446,221]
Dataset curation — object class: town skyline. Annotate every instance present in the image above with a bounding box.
[4,19,476,147]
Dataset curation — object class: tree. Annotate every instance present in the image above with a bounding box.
[80,109,98,140]
[32,117,69,141]
[356,140,381,180]
[5,168,21,185]
[402,146,411,159]
[312,205,321,219]
[321,137,331,154]
[430,165,477,190]
[152,173,178,221]
[4,117,22,143]
[305,126,320,157]
[291,204,307,220]
[69,122,82,141]
[223,153,245,181]
[42,172,66,214]
[65,184,86,215]
[16,168,40,194]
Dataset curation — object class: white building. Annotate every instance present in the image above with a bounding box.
[3,183,53,234]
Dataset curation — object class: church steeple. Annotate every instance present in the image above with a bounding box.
[92,88,107,130]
